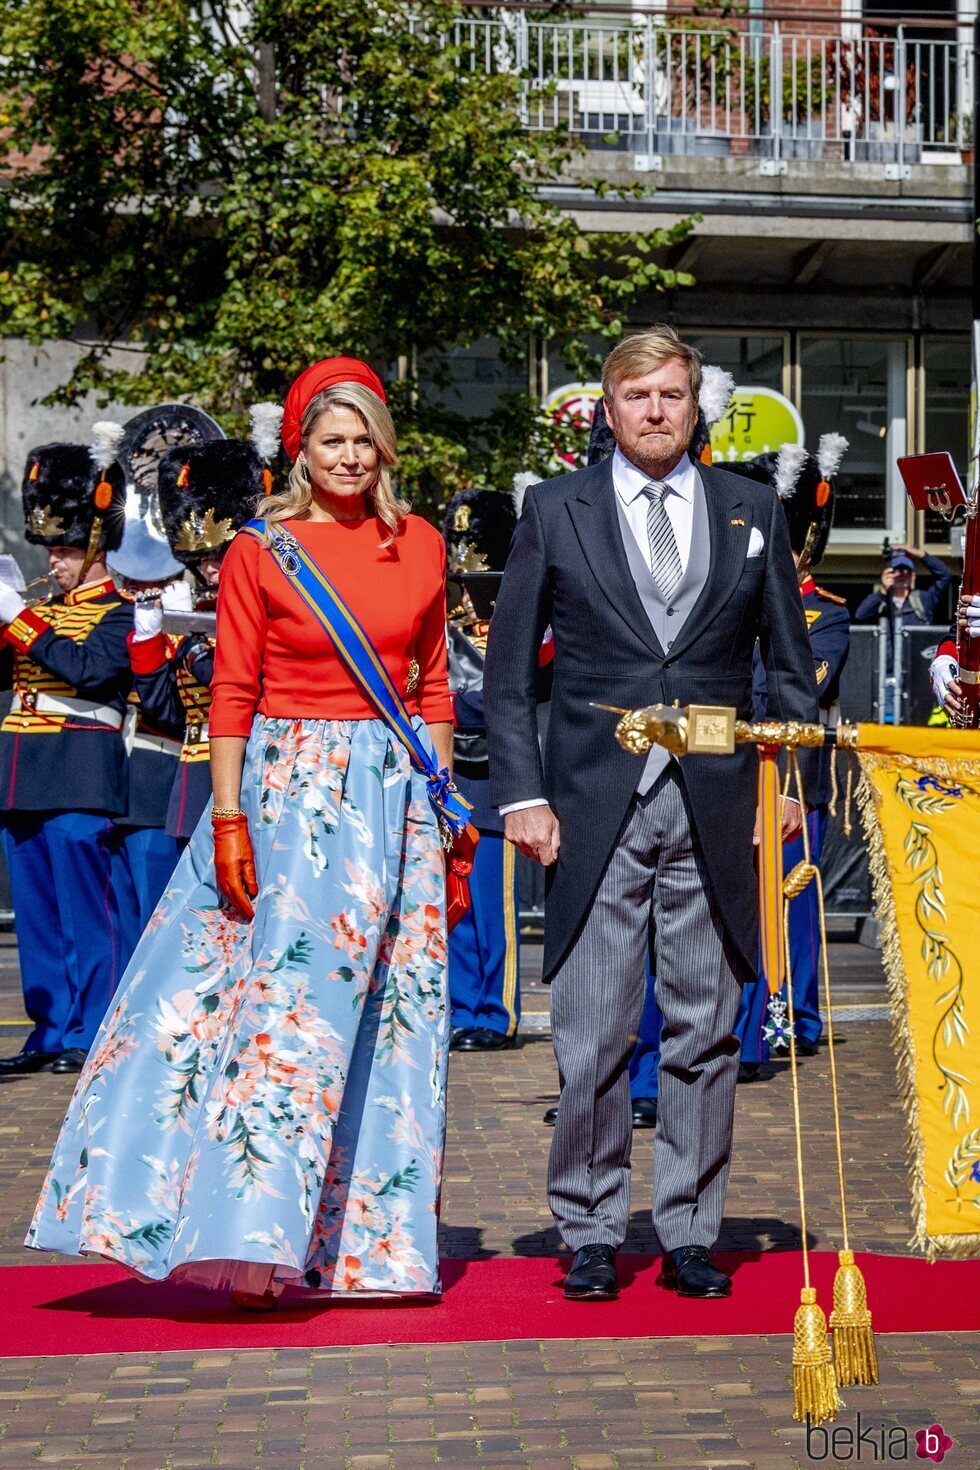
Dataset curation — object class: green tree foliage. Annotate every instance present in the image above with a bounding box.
[0,0,697,507]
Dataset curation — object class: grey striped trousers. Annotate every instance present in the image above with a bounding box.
[548,767,745,1253]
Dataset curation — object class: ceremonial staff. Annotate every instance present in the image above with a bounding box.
[594,698,881,1425]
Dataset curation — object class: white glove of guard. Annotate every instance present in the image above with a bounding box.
[133,603,164,641]
[0,582,27,625]
[930,653,958,707]
[963,594,980,638]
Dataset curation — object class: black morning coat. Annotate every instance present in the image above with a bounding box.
[483,456,820,983]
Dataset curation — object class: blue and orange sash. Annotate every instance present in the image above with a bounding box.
[241,519,471,838]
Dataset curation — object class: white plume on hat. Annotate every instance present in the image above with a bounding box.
[88,420,125,471]
[698,367,735,427]
[250,402,284,464]
[512,471,539,517]
[774,443,809,500]
[817,432,849,481]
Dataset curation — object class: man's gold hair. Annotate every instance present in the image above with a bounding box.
[601,325,702,402]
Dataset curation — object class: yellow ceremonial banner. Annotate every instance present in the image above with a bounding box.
[856,724,980,1259]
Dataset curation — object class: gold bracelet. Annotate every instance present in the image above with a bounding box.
[211,806,245,819]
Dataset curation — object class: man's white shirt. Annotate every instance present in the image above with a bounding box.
[613,446,696,579]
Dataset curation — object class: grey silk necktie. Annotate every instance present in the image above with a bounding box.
[643,481,682,603]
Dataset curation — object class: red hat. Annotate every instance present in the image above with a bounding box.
[281,356,386,461]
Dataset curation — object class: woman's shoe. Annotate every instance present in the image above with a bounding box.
[229,1288,279,1312]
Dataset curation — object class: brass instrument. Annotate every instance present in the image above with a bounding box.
[0,572,61,629]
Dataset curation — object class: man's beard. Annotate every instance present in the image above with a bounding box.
[621,435,689,478]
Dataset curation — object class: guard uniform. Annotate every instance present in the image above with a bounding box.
[737,576,851,1062]
[730,439,850,1069]
[0,440,131,1067]
[109,684,183,963]
[130,632,215,839]
[443,489,522,1051]
[127,435,270,842]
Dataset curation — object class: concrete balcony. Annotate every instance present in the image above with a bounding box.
[455,14,975,188]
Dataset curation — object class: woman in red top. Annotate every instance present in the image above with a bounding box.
[28,359,455,1311]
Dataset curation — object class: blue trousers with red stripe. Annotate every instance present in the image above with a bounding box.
[1,811,120,1055]
[628,963,662,1100]
[736,805,828,1063]
[448,832,521,1037]
[110,826,183,976]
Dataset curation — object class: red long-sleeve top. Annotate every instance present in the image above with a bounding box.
[210,515,452,737]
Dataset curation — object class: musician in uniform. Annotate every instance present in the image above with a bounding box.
[108,519,187,966]
[127,428,274,844]
[0,430,131,1076]
[443,489,522,1051]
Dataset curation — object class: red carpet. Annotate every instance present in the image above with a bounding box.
[2,1252,978,1358]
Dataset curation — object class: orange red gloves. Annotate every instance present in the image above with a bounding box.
[212,812,257,920]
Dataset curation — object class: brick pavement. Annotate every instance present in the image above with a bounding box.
[1,935,978,1468]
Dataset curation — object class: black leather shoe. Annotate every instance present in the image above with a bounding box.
[449,1028,474,1051]
[631,1097,658,1128]
[737,1062,760,1084]
[0,1048,57,1077]
[796,1038,819,1057]
[452,1028,517,1052]
[660,1246,731,1299]
[563,1243,619,1300]
[51,1049,87,1074]
[543,1104,558,1125]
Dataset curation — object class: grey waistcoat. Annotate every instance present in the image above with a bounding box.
[613,469,712,793]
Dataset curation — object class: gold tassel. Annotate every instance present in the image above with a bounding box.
[793,1287,841,1425]
[830,1250,879,1386]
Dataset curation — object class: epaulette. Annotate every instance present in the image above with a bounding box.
[813,584,848,606]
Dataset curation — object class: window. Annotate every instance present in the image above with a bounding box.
[684,334,785,393]
[920,336,970,545]
[418,338,529,419]
[800,336,909,540]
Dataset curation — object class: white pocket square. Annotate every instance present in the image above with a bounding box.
[746,527,765,557]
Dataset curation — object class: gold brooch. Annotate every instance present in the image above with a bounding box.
[730,518,745,527]
[174,507,236,553]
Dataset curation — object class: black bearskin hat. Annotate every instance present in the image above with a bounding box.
[587,398,617,466]
[22,443,126,552]
[157,440,265,571]
[441,488,518,576]
[726,435,848,570]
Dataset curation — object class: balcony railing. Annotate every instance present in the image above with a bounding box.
[452,15,974,170]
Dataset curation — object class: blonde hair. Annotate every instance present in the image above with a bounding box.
[601,325,702,402]
[258,383,408,545]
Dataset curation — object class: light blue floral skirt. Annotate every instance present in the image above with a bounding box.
[28,717,449,1297]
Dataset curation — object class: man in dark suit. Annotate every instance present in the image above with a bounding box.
[484,326,817,1302]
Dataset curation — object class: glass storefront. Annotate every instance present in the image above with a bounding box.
[800,336,909,542]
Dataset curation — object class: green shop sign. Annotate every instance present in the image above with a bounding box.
[709,388,804,463]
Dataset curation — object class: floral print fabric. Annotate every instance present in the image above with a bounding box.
[28,717,449,1296]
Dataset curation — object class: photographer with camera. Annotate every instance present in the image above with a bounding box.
[854,545,953,723]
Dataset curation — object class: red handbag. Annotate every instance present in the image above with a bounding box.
[446,822,480,932]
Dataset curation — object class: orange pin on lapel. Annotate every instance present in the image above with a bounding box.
[731,518,745,526]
